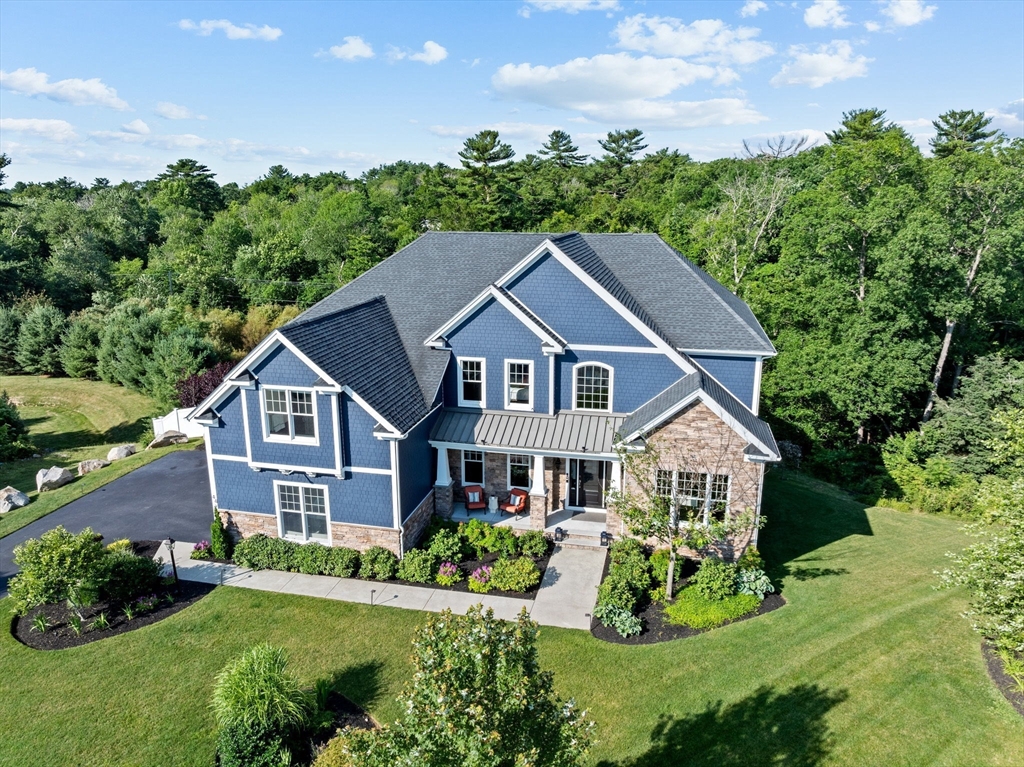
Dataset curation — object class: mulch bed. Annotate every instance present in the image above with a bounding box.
[983,642,1024,718]
[10,541,215,651]
[311,691,378,749]
[376,548,552,600]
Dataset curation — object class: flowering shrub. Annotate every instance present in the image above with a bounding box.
[133,593,161,613]
[468,565,492,593]
[191,540,212,560]
[436,561,463,587]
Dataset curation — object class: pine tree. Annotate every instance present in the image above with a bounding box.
[599,129,648,166]
[826,108,910,144]
[538,130,588,167]
[0,306,22,374]
[458,130,515,170]
[930,109,1001,158]
[155,158,224,217]
[16,304,67,376]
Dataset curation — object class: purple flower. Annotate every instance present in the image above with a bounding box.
[438,562,458,578]
[470,565,492,584]
[193,540,211,551]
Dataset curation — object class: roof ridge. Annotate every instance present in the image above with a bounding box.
[285,294,386,329]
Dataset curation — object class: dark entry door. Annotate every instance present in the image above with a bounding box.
[568,459,606,509]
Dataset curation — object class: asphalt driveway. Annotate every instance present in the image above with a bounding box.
[1,448,213,594]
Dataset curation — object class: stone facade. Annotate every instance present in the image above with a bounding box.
[434,482,454,518]
[220,509,279,540]
[402,489,436,551]
[219,508,403,556]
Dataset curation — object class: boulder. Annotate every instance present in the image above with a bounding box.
[107,444,137,461]
[147,430,189,450]
[77,458,110,477]
[0,486,30,514]
[36,466,74,493]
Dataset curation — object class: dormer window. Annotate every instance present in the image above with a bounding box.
[505,360,533,410]
[573,363,612,411]
[458,358,485,407]
[263,388,317,442]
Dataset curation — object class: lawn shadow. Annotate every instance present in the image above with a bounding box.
[325,660,386,711]
[29,418,152,451]
[597,684,848,767]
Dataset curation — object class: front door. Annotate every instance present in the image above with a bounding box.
[568,459,606,509]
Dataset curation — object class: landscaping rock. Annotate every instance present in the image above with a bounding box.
[107,444,137,461]
[77,458,110,477]
[0,486,30,513]
[36,466,74,493]
[147,430,188,449]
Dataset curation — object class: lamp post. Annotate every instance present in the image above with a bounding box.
[167,538,178,586]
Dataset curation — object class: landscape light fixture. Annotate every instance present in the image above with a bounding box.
[600,531,611,547]
[554,527,566,543]
[167,538,178,584]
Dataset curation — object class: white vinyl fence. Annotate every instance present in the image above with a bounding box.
[151,407,205,439]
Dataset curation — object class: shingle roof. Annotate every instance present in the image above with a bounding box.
[279,296,426,433]
[292,232,775,432]
[431,408,625,455]
[492,285,566,347]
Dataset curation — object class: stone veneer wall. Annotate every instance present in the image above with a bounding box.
[402,489,436,551]
[614,401,765,561]
[219,509,403,556]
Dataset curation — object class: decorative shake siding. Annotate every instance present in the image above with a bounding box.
[207,389,247,456]
[689,355,759,411]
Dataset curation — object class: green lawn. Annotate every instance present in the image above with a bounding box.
[1,470,1021,766]
[0,376,198,539]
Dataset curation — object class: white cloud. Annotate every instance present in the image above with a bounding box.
[428,121,563,144]
[178,19,282,41]
[743,127,828,150]
[613,14,775,66]
[154,101,206,120]
[986,100,1024,135]
[880,0,936,27]
[804,1,851,29]
[389,41,448,65]
[0,67,129,110]
[864,21,881,32]
[521,1,620,15]
[770,41,871,88]
[0,117,78,143]
[739,1,768,17]
[91,129,210,150]
[328,36,375,61]
[121,119,150,135]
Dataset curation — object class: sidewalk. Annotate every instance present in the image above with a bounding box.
[155,541,604,629]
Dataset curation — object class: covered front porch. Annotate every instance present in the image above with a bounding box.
[447,503,609,540]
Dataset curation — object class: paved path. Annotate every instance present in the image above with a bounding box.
[0,450,212,594]
[157,540,605,630]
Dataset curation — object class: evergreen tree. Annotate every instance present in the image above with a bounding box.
[457,130,515,170]
[826,108,910,144]
[16,304,67,375]
[930,109,1001,158]
[146,326,217,408]
[60,313,103,379]
[538,130,588,167]
[155,158,225,218]
[0,306,22,374]
[599,129,648,166]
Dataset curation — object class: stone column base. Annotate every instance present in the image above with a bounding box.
[529,494,546,530]
[434,482,454,518]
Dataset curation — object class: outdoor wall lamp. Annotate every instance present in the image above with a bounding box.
[554,527,566,543]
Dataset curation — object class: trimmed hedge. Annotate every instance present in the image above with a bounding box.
[233,535,361,578]
[489,557,541,593]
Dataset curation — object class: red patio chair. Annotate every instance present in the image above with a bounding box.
[499,489,528,516]
[464,485,487,512]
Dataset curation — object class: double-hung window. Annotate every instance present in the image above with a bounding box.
[574,364,612,411]
[463,450,484,484]
[458,358,485,407]
[509,453,531,489]
[264,388,316,442]
[505,360,533,410]
[277,483,329,543]
[657,468,730,524]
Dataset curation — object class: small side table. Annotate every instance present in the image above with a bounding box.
[488,495,498,512]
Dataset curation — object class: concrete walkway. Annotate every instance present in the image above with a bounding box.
[155,541,606,629]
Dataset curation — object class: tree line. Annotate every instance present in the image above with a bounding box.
[0,107,1021,516]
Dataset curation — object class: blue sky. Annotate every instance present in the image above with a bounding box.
[1,0,1022,184]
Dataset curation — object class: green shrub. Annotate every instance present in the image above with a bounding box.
[664,587,759,629]
[593,604,643,637]
[60,315,102,379]
[0,390,34,462]
[468,565,492,593]
[359,546,398,580]
[489,557,541,592]
[736,568,774,600]
[325,547,359,578]
[461,518,491,557]
[609,537,644,566]
[517,530,549,557]
[483,526,519,557]
[736,546,764,571]
[216,719,289,767]
[649,548,683,588]
[210,514,233,560]
[691,557,738,601]
[233,534,298,571]
[293,543,331,575]
[397,549,436,583]
[426,528,462,564]
[436,561,463,586]
[106,538,132,554]
[7,526,106,614]
[596,571,639,613]
[595,541,652,616]
[98,551,163,604]
[614,550,651,592]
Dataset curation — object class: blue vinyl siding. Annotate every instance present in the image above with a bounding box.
[447,298,548,413]
[398,408,440,521]
[213,459,394,528]
[207,389,246,457]
[252,343,323,387]
[690,355,757,410]
[247,386,338,471]
[558,350,685,414]
[506,253,653,346]
[342,393,391,469]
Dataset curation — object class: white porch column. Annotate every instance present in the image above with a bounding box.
[609,460,622,492]
[435,447,452,486]
[530,453,546,495]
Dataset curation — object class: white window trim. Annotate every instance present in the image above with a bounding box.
[504,359,534,412]
[462,449,485,486]
[571,362,614,413]
[260,386,320,446]
[273,480,332,545]
[507,453,532,490]
[658,468,731,525]
[457,357,486,408]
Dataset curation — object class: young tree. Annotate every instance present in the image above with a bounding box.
[16,303,67,375]
[334,606,593,767]
[930,109,1001,158]
[599,128,648,166]
[538,130,588,167]
[60,311,103,379]
[0,306,22,374]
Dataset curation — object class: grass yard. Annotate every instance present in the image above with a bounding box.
[1,470,1021,766]
[0,376,198,539]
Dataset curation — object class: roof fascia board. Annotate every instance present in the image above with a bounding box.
[424,285,564,351]
[678,348,776,359]
[499,239,695,374]
[342,385,401,436]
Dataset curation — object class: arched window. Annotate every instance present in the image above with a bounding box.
[574,364,612,411]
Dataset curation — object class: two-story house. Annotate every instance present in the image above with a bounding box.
[189,232,780,557]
